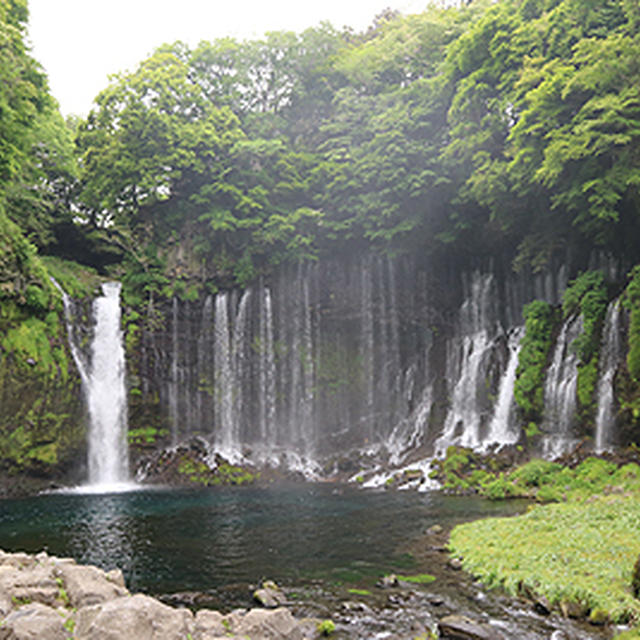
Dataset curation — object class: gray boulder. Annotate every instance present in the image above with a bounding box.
[438,614,505,640]
[0,565,60,608]
[0,602,69,640]
[53,562,129,608]
[253,580,287,608]
[75,593,194,640]
[231,607,304,640]
[194,609,228,638]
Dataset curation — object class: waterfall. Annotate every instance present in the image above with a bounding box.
[231,289,251,451]
[542,314,583,457]
[135,254,619,472]
[361,257,375,441]
[54,280,130,488]
[214,293,235,456]
[51,278,90,385]
[258,287,277,454]
[437,272,497,452]
[168,297,179,443]
[86,283,130,487]
[595,299,622,453]
[484,326,525,449]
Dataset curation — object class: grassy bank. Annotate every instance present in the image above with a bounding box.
[448,457,640,632]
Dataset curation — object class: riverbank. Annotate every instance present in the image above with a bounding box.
[0,548,328,639]
[445,454,640,639]
[0,540,613,640]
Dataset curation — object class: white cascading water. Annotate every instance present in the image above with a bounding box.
[214,292,235,456]
[542,314,583,458]
[436,272,496,453]
[361,258,375,442]
[86,282,130,488]
[51,278,90,385]
[168,297,180,443]
[483,326,525,449]
[258,287,277,455]
[595,299,622,453]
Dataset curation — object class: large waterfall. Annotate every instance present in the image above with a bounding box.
[58,281,130,489]
[51,251,632,487]
[86,283,129,486]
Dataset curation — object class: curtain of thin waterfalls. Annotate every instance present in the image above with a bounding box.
[542,314,583,457]
[595,299,622,452]
[258,287,277,456]
[214,293,234,456]
[484,326,525,448]
[169,297,179,443]
[87,282,129,486]
[436,272,497,453]
[140,255,591,468]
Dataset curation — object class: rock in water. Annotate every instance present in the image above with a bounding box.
[438,614,504,640]
[253,580,287,608]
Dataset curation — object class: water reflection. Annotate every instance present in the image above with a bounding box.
[0,486,529,596]
[66,493,136,579]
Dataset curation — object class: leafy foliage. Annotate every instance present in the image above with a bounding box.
[562,271,608,414]
[625,266,640,383]
[514,300,556,421]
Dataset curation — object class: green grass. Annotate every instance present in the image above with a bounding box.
[397,573,436,585]
[449,495,640,624]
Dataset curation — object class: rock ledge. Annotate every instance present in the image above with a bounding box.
[0,549,321,639]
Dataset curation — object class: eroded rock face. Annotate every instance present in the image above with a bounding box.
[0,550,320,640]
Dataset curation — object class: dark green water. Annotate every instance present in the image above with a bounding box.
[0,484,526,597]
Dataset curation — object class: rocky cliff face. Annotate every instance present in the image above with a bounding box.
[1,249,631,490]
[0,300,86,493]
[125,250,628,477]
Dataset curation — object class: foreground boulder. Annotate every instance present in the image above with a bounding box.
[0,602,70,640]
[75,594,193,640]
[0,549,322,640]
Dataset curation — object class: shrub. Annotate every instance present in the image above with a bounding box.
[624,266,640,383]
[514,300,556,420]
[562,271,608,416]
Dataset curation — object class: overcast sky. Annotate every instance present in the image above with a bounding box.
[28,0,429,116]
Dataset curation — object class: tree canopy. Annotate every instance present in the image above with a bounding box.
[3,0,640,295]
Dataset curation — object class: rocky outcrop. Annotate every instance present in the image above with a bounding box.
[0,550,322,639]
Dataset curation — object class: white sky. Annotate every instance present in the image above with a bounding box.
[28,0,429,117]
